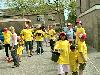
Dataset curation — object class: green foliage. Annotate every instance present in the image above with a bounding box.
[67,0,77,24]
[8,0,39,16]
[8,0,66,16]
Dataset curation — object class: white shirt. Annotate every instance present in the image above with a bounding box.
[11,32,18,46]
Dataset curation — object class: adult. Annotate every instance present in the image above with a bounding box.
[41,26,48,46]
[21,21,33,57]
[63,23,75,44]
[75,20,86,44]
[34,26,45,54]
[10,28,19,68]
[3,28,12,61]
[48,25,56,50]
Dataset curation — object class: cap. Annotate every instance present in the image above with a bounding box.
[79,34,87,40]
[59,32,66,36]
[67,23,72,26]
[76,19,82,24]
[3,28,8,32]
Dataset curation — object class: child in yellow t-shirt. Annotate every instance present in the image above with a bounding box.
[17,43,24,62]
[69,44,78,75]
[78,34,87,75]
[54,32,70,75]
[17,36,24,62]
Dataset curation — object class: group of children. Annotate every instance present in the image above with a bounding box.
[52,20,87,75]
[1,20,88,75]
[2,23,58,68]
[54,32,87,75]
[2,26,24,68]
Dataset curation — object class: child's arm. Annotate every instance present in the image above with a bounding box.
[54,41,61,53]
[79,52,87,62]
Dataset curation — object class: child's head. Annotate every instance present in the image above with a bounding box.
[79,34,87,42]
[58,32,67,40]
[18,43,23,46]
[70,44,76,52]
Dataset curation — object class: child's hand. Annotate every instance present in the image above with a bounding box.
[83,58,87,62]
[54,49,63,53]
[76,59,78,63]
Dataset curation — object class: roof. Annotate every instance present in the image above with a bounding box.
[0,18,31,22]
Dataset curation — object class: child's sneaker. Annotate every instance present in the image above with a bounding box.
[11,65,19,68]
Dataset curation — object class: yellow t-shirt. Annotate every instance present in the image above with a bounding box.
[48,29,56,40]
[17,46,24,55]
[69,50,78,72]
[54,40,70,64]
[21,29,33,41]
[76,27,86,44]
[78,41,87,63]
[44,30,48,38]
[3,31,12,44]
[35,30,44,41]
[19,39,24,45]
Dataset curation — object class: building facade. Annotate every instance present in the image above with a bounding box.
[76,0,100,51]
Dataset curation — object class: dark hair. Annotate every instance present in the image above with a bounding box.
[70,45,76,49]
[75,22,82,25]
[40,26,45,31]
[58,35,68,41]
[26,21,30,25]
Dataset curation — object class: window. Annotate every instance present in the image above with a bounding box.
[48,15,55,21]
[37,15,44,22]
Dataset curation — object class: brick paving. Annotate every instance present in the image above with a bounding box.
[0,44,100,75]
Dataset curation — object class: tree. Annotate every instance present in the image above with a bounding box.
[8,0,39,17]
[8,0,69,29]
[67,0,77,24]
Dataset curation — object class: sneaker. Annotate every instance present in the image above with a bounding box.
[11,65,19,68]
[30,53,33,56]
[5,57,9,61]
[28,55,31,57]
[11,65,16,68]
[37,53,40,55]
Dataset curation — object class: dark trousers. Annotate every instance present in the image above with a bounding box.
[4,44,10,57]
[25,41,32,52]
[72,72,78,75]
[11,45,19,66]
[36,41,43,54]
[50,39,55,50]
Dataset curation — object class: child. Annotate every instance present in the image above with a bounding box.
[78,34,87,75]
[54,32,70,75]
[17,36,24,62]
[69,44,78,75]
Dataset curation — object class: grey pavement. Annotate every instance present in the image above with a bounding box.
[0,44,100,75]
[84,46,100,75]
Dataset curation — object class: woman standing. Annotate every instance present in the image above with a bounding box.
[10,28,19,68]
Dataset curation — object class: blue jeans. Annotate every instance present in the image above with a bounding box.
[11,45,19,66]
[36,41,44,54]
[25,41,32,52]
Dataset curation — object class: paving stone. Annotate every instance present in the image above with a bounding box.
[0,45,100,75]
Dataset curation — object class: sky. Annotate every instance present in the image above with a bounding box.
[0,2,8,9]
